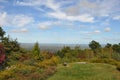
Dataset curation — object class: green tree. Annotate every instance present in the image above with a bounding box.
[2,35,20,53]
[112,44,120,53]
[73,46,82,58]
[10,38,20,52]
[56,50,64,58]
[0,27,20,53]
[61,46,71,53]
[74,46,81,52]
[2,36,11,53]
[0,27,6,42]
[105,43,112,48]
[89,40,101,56]
[32,42,42,60]
[56,46,71,58]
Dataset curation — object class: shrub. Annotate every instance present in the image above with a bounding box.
[29,72,43,80]
[50,56,60,65]
[37,56,60,68]
[112,52,120,61]
[29,66,56,80]
[116,62,120,71]
[43,66,56,76]
[0,65,16,79]
[14,64,36,75]
[90,58,117,65]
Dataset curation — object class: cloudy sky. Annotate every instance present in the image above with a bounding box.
[0,0,120,44]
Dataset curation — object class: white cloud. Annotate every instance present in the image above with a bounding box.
[0,12,8,26]
[48,12,94,23]
[0,12,34,27]
[79,0,97,9]
[12,15,34,27]
[15,0,120,24]
[94,30,101,33]
[16,0,60,11]
[45,0,60,11]
[113,15,120,20]
[16,0,43,6]
[10,28,28,33]
[20,28,28,32]
[16,0,95,23]
[38,21,52,30]
[37,20,76,30]
[63,0,120,19]
[85,30,101,35]
[38,21,62,30]
[64,5,80,16]
[39,25,49,30]
[104,27,111,32]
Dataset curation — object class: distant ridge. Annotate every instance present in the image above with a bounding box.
[20,43,89,52]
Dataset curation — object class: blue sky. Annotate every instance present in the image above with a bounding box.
[0,0,120,44]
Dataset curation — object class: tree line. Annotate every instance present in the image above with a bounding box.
[0,27,20,53]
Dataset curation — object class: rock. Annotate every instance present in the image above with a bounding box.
[63,62,67,66]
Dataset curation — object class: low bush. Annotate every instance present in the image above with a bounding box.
[90,58,117,65]
[116,62,120,71]
[37,56,60,68]
[0,65,16,79]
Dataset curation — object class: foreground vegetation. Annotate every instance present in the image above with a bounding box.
[0,27,120,80]
[48,63,120,80]
[0,51,59,80]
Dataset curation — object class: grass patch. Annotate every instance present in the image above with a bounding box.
[48,63,120,80]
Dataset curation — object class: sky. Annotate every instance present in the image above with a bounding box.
[0,0,120,44]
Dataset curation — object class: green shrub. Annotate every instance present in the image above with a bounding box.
[90,58,117,65]
[0,65,16,79]
[37,56,60,68]
[116,62,120,71]
[14,64,36,74]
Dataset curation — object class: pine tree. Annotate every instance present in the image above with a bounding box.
[0,27,5,42]
[0,27,20,53]
[32,42,42,60]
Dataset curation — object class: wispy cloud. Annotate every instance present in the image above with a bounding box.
[15,0,120,23]
[16,0,44,6]
[16,0,95,23]
[37,20,76,30]
[38,21,61,30]
[10,28,28,33]
[113,15,120,20]
[16,0,60,11]
[38,22,51,30]
[84,30,101,35]
[0,12,34,27]
[48,12,94,22]
[104,27,111,32]
[12,15,34,27]
[0,12,8,26]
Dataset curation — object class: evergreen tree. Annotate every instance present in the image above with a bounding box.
[105,43,112,48]
[112,44,120,53]
[0,27,5,42]
[89,40,101,56]
[33,42,42,60]
[0,27,20,53]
